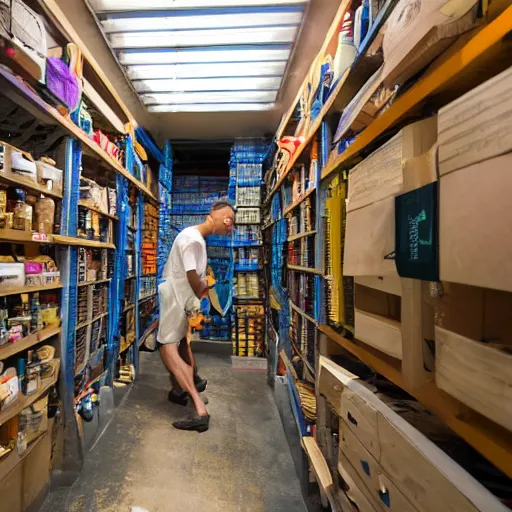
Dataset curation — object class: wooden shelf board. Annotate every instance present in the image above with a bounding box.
[52,235,115,249]
[0,173,62,199]
[76,312,108,330]
[0,430,47,482]
[78,201,119,221]
[287,230,317,242]
[0,67,157,203]
[290,300,318,326]
[77,278,111,287]
[302,436,342,512]
[319,324,512,479]
[0,283,62,298]
[287,264,323,276]
[0,325,60,361]
[321,6,512,181]
[0,359,60,427]
[283,187,316,216]
[0,229,115,249]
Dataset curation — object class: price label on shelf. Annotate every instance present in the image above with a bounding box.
[32,233,49,242]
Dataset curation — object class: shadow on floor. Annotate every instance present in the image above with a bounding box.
[41,348,307,512]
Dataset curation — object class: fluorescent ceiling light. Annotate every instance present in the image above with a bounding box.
[101,11,303,32]
[141,90,278,105]
[126,61,286,80]
[118,47,290,65]
[134,76,281,93]
[109,26,298,49]
[89,0,306,12]
[147,103,276,113]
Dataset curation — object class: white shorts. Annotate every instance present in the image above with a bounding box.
[157,281,188,345]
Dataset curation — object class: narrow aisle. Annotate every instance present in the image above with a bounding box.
[44,349,306,512]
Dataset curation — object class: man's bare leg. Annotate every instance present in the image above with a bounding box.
[160,343,208,417]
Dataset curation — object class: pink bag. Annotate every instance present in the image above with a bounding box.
[24,262,43,275]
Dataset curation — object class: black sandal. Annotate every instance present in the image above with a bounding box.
[172,414,210,432]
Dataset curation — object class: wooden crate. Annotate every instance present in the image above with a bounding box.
[318,357,508,512]
[434,283,512,432]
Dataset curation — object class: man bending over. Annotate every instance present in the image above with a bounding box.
[158,200,235,432]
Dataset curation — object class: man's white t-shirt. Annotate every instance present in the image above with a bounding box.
[158,226,207,344]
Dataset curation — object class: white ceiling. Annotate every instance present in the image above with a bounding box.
[86,0,308,113]
[56,0,339,140]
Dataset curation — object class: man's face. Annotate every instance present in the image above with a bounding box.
[210,206,235,236]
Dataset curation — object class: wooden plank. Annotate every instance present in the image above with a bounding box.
[338,453,379,512]
[77,278,111,287]
[318,355,359,415]
[0,283,62,299]
[320,324,512,479]
[321,6,512,181]
[346,133,403,213]
[377,411,497,512]
[289,300,317,326]
[287,230,317,243]
[438,66,512,175]
[287,264,323,276]
[439,153,512,293]
[401,279,433,390]
[354,309,402,360]
[0,172,62,200]
[52,235,115,249]
[435,326,512,433]
[78,200,119,221]
[0,325,60,361]
[302,436,341,512]
[339,419,418,512]
[341,387,381,460]
[82,78,126,134]
[283,187,316,215]
[354,276,402,297]
[344,198,397,277]
[320,326,404,386]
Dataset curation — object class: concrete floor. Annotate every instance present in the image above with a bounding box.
[42,348,306,512]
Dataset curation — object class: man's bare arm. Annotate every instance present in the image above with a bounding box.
[186,270,207,299]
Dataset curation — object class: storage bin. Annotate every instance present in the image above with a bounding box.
[0,263,25,289]
[35,159,63,195]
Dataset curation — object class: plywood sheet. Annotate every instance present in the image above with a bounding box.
[344,198,397,277]
[438,66,512,175]
[340,420,417,512]
[439,153,512,292]
[355,309,402,359]
[435,326,512,432]
[341,387,381,459]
